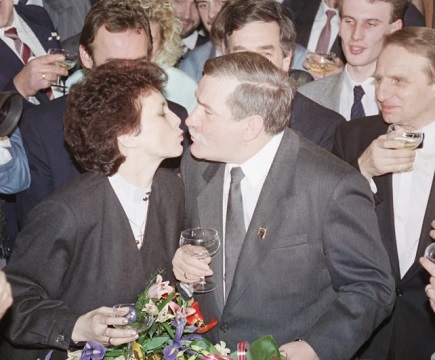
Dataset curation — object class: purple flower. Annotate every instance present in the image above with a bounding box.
[79,342,106,360]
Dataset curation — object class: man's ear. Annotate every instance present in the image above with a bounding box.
[243,114,264,141]
[79,45,94,69]
[390,19,403,33]
[282,49,293,73]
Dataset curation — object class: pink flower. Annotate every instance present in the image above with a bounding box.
[147,275,174,299]
[168,301,196,319]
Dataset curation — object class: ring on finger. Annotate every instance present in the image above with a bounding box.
[426,286,433,294]
[41,72,46,80]
[108,337,113,345]
[184,272,188,280]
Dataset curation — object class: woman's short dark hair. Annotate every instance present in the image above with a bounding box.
[64,58,167,176]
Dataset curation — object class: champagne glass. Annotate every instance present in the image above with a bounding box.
[386,123,423,150]
[47,48,78,88]
[386,123,423,171]
[425,243,435,263]
[113,303,154,360]
[306,52,336,74]
[179,227,220,293]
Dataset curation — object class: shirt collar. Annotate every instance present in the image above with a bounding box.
[182,31,199,51]
[343,65,376,103]
[227,132,284,190]
[109,173,152,204]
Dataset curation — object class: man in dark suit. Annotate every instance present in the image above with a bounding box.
[213,0,345,151]
[333,27,435,359]
[17,0,188,228]
[0,0,67,104]
[172,51,395,359]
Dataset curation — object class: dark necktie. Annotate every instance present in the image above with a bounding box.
[350,85,366,120]
[225,167,245,300]
[315,10,336,54]
[4,27,33,64]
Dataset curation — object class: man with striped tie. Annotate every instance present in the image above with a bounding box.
[0,0,65,104]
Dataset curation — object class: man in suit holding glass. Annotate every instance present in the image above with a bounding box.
[172,50,395,360]
[333,27,435,359]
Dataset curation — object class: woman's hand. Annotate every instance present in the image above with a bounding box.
[0,271,12,319]
[72,307,138,346]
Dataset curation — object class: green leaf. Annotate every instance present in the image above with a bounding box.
[246,335,283,360]
[141,335,171,352]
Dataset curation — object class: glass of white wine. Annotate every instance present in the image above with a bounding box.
[306,52,336,75]
[47,48,78,88]
[386,123,423,150]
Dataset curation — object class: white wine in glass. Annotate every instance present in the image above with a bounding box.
[306,52,336,74]
[47,48,78,87]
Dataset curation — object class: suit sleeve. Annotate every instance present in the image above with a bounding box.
[301,169,395,359]
[4,199,80,350]
[0,128,30,194]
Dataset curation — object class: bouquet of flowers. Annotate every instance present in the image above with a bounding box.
[67,270,283,360]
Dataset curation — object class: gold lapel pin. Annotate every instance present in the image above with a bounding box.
[257,227,267,239]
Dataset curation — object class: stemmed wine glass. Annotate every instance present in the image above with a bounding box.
[47,48,78,88]
[179,227,220,293]
[425,243,435,263]
[112,303,154,360]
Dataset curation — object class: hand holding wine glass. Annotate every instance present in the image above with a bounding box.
[47,48,78,88]
[179,227,220,293]
[113,303,154,359]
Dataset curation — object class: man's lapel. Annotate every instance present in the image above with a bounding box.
[198,162,225,313]
[224,130,300,312]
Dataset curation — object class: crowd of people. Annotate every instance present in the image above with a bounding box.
[0,0,435,359]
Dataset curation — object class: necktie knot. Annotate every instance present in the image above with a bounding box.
[4,27,18,39]
[353,85,365,102]
[230,167,244,184]
[326,10,336,20]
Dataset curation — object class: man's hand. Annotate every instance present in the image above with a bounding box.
[419,257,435,313]
[0,271,12,319]
[172,247,213,283]
[13,54,68,98]
[303,56,344,80]
[357,134,415,181]
[279,340,319,360]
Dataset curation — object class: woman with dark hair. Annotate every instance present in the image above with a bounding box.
[0,59,185,360]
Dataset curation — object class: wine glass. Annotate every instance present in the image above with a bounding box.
[425,243,435,263]
[47,48,78,88]
[179,227,220,293]
[386,123,423,171]
[305,52,336,75]
[112,303,154,360]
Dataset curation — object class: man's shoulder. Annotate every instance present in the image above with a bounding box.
[15,4,52,27]
[298,72,342,97]
[21,95,67,130]
[292,92,345,126]
[336,114,386,138]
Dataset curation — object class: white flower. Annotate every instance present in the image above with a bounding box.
[156,303,175,323]
[142,299,159,316]
[215,341,231,356]
[66,350,82,360]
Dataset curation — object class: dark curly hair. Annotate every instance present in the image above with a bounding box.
[64,58,167,176]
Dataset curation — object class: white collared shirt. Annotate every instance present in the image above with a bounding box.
[306,0,340,53]
[339,65,379,121]
[221,131,284,299]
[393,121,435,278]
[0,8,46,61]
[0,138,12,165]
[182,31,200,53]
[109,173,152,249]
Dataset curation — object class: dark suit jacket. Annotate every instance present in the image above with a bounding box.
[282,0,344,61]
[0,5,61,104]
[333,115,435,360]
[290,92,345,151]
[182,128,395,359]
[17,95,188,229]
[0,171,184,360]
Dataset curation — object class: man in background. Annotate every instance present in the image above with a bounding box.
[333,27,435,359]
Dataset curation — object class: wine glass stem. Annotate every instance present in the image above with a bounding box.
[199,276,206,286]
[126,340,133,360]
